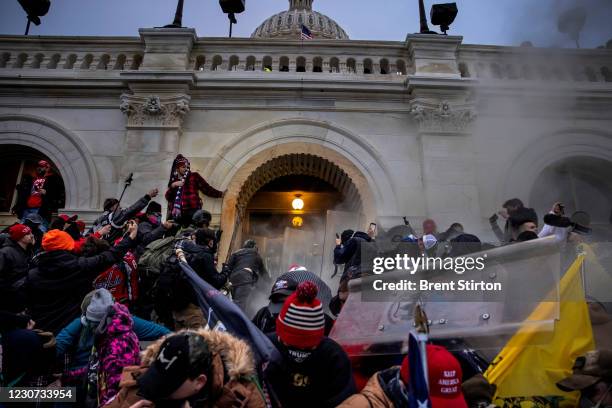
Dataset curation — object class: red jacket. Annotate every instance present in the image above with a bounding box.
[165,172,222,212]
[92,251,139,305]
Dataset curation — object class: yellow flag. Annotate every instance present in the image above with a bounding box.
[485,255,595,407]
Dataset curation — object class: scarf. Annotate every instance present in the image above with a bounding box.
[171,169,189,219]
[169,155,190,219]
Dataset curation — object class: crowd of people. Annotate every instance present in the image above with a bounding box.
[1,153,611,407]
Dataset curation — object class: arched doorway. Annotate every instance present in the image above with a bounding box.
[0,144,66,224]
[223,153,366,283]
[529,156,612,240]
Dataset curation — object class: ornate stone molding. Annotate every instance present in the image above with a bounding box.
[410,100,476,133]
[119,93,190,129]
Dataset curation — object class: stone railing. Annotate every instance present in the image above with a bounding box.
[189,38,412,76]
[1,33,611,84]
[457,44,612,83]
[0,36,144,71]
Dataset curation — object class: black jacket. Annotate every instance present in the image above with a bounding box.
[92,195,152,241]
[135,220,166,258]
[182,241,227,290]
[265,335,356,408]
[0,239,30,289]
[333,231,372,280]
[25,237,135,334]
[226,248,266,280]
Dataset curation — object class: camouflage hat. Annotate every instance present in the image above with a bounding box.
[557,350,612,391]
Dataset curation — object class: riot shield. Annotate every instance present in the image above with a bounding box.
[330,236,564,360]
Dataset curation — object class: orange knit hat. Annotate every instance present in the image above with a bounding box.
[42,229,75,252]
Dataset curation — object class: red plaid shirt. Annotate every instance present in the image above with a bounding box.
[165,172,222,212]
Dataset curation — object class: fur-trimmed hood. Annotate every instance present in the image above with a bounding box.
[141,328,256,381]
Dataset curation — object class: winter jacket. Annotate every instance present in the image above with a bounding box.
[0,239,30,290]
[56,315,169,373]
[93,194,152,231]
[105,329,267,408]
[165,172,222,213]
[337,367,408,408]
[334,231,373,280]
[95,303,140,406]
[93,251,139,305]
[135,220,166,258]
[265,335,356,408]
[38,173,64,222]
[25,236,135,334]
[226,247,267,283]
[183,240,227,289]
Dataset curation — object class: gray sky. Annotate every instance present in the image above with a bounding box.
[0,0,611,48]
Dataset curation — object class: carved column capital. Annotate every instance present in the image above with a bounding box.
[410,100,476,134]
[120,93,191,129]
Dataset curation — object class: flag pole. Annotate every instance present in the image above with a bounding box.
[414,301,430,390]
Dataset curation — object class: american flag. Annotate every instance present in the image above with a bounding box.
[301,24,313,40]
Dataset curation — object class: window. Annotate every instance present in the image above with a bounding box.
[330,57,339,73]
[229,55,239,71]
[347,58,356,73]
[380,59,389,75]
[212,55,223,71]
[113,54,126,70]
[263,56,273,71]
[313,57,322,73]
[396,59,406,75]
[279,56,289,72]
[246,56,256,71]
[363,59,373,74]
[296,56,306,72]
[194,55,205,71]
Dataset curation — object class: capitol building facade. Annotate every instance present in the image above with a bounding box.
[1,0,612,261]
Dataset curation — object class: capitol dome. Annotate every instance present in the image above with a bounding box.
[251,0,349,40]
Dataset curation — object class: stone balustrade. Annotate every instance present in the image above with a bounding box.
[458,44,612,83]
[0,34,610,83]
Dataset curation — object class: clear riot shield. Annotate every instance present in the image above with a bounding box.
[582,242,612,304]
[330,236,564,360]
[320,210,366,293]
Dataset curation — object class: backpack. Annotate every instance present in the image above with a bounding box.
[138,236,185,277]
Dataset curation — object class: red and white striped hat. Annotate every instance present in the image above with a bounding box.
[276,281,325,349]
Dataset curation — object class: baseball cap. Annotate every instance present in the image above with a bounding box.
[9,224,32,242]
[557,349,612,391]
[58,214,78,223]
[137,332,212,401]
[401,344,468,408]
[268,277,298,314]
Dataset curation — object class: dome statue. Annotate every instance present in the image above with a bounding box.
[251,0,349,40]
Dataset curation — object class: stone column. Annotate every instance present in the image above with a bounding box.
[116,28,197,215]
[410,97,481,232]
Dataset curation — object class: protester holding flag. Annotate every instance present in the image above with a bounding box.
[339,336,468,408]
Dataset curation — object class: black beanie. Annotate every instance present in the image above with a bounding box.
[146,201,162,214]
[195,228,216,246]
[103,198,119,212]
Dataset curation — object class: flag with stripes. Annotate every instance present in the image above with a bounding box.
[301,24,313,40]
[178,260,281,366]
